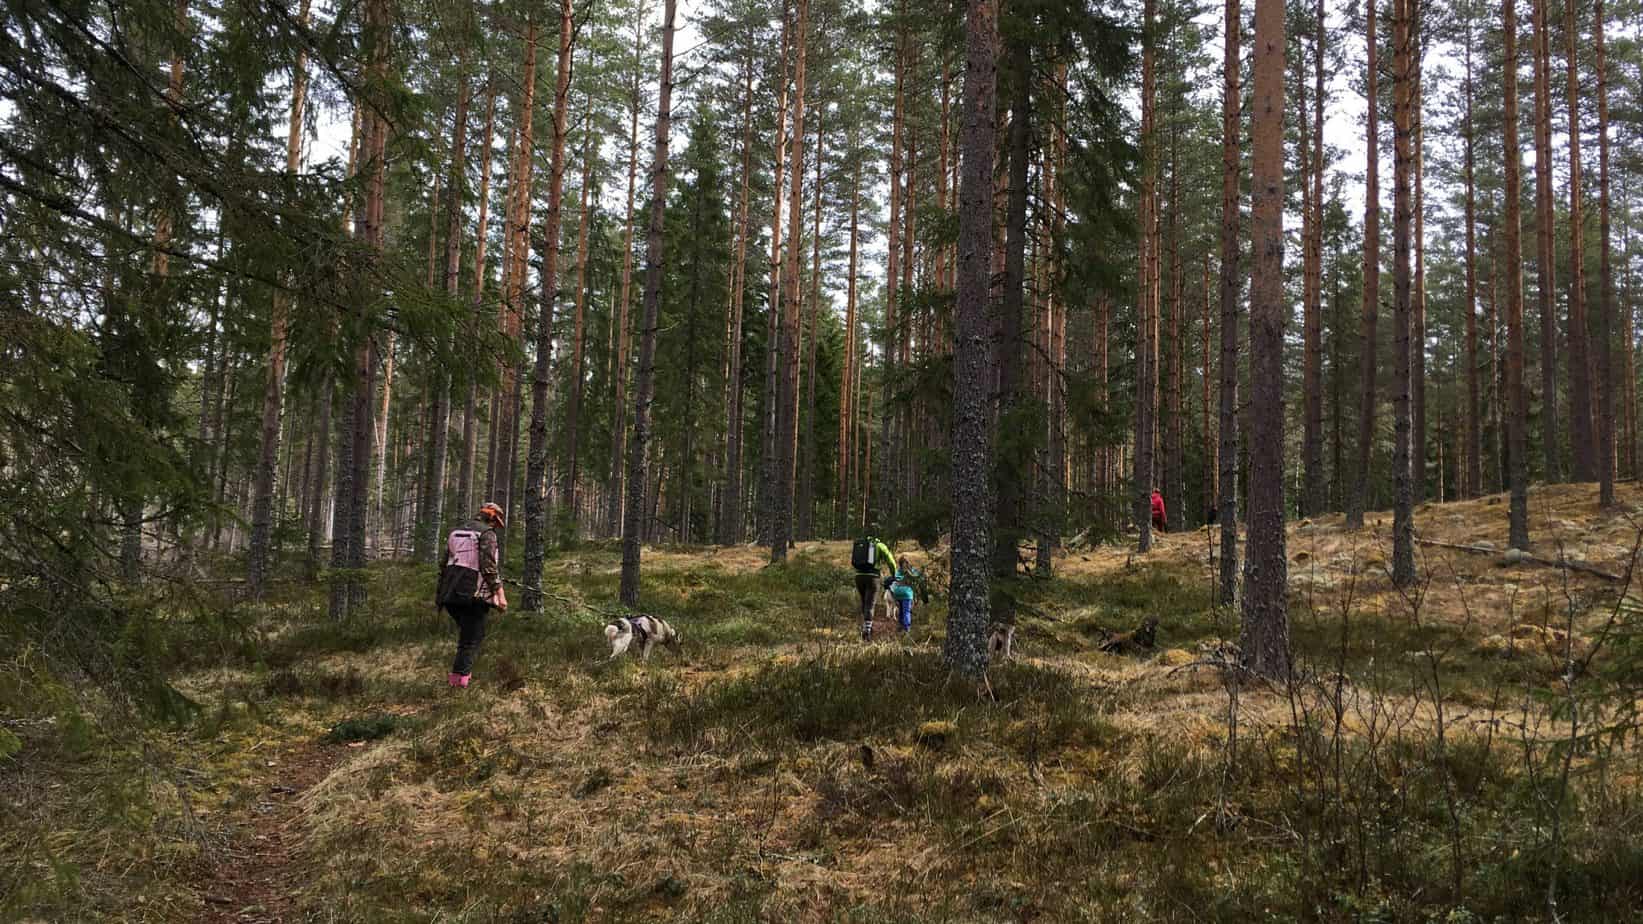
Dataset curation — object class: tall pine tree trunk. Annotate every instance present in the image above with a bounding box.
[306,373,334,580]
[1596,0,1616,507]
[1202,255,1215,521]
[1412,35,1427,505]
[492,21,539,535]
[759,4,793,543]
[247,0,310,597]
[458,82,497,519]
[306,113,359,581]
[1390,0,1416,588]
[1504,0,1531,549]
[522,0,576,611]
[1217,0,1241,604]
[946,0,998,680]
[875,21,904,528]
[1348,0,1380,530]
[564,119,596,537]
[330,0,390,619]
[1165,109,1184,530]
[835,152,861,536]
[420,76,471,561]
[797,109,824,540]
[1242,0,1288,679]
[1532,0,1562,480]
[993,32,1032,602]
[720,55,755,544]
[1040,73,1068,572]
[619,0,677,605]
[608,0,647,537]
[1301,2,1325,517]
[771,0,809,564]
[1134,0,1158,554]
[376,327,398,551]
[1463,24,1481,497]
[1565,0,1595,481]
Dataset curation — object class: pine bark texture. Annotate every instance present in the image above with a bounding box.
[1241,0,1288,679]
[522,0,575,610]
[1411,37,1426,505]
[458,83,498,521]
[1504,0,1530,549]
[1348,0,1379,530]
[1217,0,1242,605]
[1301,0,1325,517]
[993,33,1031,605]
[1596,0,1616,507]
[720,55,754,544]
[1565,0,1594,481]
[1532,0,1561,480]
[564,122,596,535]
[1390,0,1416,588]
[608,1,646,537]
[1134,0,1157,554]
[946,0,998,681]
[1463,26,1481,498]
[758,6,792,543]
[620,0,676,606]
[771,0,808,563]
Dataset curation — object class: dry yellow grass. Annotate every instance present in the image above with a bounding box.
[144,482,1643,920]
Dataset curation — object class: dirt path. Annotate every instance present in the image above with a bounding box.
[197,740,344,923]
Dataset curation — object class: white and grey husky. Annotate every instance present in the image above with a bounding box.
[604,614,681,661]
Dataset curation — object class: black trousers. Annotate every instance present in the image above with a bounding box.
[855,572,879,625]
[448,602,490,676]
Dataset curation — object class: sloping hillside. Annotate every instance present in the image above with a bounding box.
[7,485,1643,922]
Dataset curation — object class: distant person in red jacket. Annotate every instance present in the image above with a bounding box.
[1150,488,1167,533]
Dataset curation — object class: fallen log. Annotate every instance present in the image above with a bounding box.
[1413,537,1624,582]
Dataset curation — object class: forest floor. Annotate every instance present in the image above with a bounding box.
[8,484,1643,921]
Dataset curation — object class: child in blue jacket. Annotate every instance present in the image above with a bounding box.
[887,563,928,633]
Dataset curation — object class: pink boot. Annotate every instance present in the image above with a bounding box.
[448,672,463,687]
[456,674,470,688]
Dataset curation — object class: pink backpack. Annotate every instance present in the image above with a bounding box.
[437,528,487,607]
[439,527,506,609]
[447,529,482,572]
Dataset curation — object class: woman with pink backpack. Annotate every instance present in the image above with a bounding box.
[435,502,507,687]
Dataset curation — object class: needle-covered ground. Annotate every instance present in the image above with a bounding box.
[7,484,1643,922]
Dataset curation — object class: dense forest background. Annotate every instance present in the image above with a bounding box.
[7,0,1643,688]
[16,0,1643,917]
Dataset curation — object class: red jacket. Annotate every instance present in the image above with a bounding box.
[1150,492,1167,523]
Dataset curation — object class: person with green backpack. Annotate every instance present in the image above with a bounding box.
[850,531,897,640]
